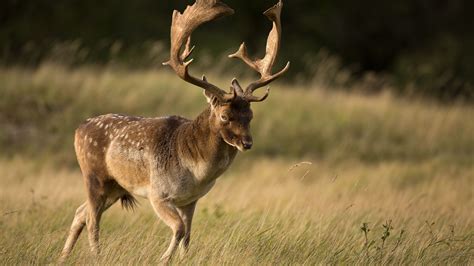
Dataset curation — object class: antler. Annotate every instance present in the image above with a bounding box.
[163,0,235,102]
[228,0,290,102]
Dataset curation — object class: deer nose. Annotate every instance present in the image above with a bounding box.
[242,139,253,150]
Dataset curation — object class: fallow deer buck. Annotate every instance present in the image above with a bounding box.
[60,0,289,262]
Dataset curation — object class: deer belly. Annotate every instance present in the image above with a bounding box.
[105,145,150,197]
[171,179,216,206]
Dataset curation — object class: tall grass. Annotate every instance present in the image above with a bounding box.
[1,157,472,264]
[0,63,473,264]
[1,63,472,164]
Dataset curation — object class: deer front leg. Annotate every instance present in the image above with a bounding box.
[150,197,185,263]
[177,201,197,257]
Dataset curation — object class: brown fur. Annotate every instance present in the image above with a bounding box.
[60,96,254,262]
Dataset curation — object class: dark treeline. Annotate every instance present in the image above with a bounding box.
[1,0,473,100]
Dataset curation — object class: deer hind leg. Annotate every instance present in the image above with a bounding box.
[84,176,122,256]
[149,197,185,263]
[60,202,88,261]
[86,195,106,256]
[59,190,119,262]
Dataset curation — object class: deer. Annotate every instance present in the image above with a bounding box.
[60,0,289,263]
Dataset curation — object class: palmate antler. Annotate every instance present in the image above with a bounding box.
[164,0,289,103]
[163,0,235,102]
[229,0,290,102]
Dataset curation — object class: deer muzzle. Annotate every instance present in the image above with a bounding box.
[241,137,253,150]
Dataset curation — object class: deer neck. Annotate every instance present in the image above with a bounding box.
[178,106,237,182]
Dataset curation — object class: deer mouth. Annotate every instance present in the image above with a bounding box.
[221,136,248,152]
[235,140,252,152]
[236,145,245,152]
[223,139,243,152]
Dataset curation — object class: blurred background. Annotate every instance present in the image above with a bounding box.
[1,0,473,101]
[1,0,473,264]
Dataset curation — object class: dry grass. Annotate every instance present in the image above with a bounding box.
[1,158,472,264]
[0,63,473,264]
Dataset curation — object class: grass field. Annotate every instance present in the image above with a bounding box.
[1,63,473,264]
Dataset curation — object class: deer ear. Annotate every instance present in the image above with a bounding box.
[203,90,213,103]
[203,90,219,108]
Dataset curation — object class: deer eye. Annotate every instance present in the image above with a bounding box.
[220,114,229,122]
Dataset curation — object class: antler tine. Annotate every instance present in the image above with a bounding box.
[228,0,290,102]
[163,0,235,102]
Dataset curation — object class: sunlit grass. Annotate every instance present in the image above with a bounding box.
[0,158,472,264]
[0,63,473,264]
[1,63,473,165]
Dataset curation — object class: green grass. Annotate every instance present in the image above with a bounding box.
[0,63,473,264]
[2,63,473,165]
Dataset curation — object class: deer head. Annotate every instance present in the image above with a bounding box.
[163,0,289,151]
